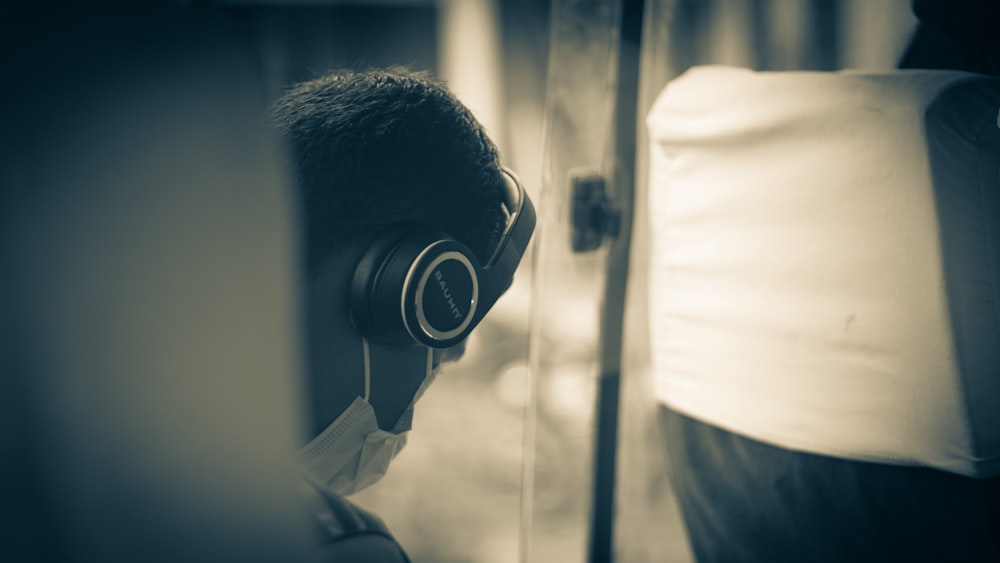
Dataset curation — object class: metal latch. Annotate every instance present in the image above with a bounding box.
[570,172,620,253]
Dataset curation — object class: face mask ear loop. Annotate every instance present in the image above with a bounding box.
[362,337,372,401]
[425,347,433,381]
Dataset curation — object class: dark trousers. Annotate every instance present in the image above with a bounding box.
[659,406,1000,562]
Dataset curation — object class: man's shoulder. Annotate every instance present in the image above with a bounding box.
[301,482,410,562]
[314,534,410,563]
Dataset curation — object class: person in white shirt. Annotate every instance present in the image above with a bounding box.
[647,2,1000,560]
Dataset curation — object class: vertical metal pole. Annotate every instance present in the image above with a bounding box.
[588,0,645,561]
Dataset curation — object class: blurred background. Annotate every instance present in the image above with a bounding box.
[1,1,919,562]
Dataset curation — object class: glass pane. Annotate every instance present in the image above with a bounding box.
[523,1,620,561]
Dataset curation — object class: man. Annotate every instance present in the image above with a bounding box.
[271,68,534,561]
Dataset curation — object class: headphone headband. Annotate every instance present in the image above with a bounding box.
[484,168,535,267]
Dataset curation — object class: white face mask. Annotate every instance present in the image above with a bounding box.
[297,338,437,496]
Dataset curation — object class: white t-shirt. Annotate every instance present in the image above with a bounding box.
[646,66,1000,477]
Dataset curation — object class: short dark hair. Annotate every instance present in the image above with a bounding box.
[271,68,508,277]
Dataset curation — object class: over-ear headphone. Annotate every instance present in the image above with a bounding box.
[350,167,536,349]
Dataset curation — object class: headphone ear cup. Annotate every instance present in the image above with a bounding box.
[351,228,482,347]
[350,228,425,345]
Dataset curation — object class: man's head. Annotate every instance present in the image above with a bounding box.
[272,69,517,449]
[272,68,508,276]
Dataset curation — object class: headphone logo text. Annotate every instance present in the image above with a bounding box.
[434,270,464,320]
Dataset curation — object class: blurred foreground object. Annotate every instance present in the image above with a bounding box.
[1,6,315,562]
[647,65,1000,560]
